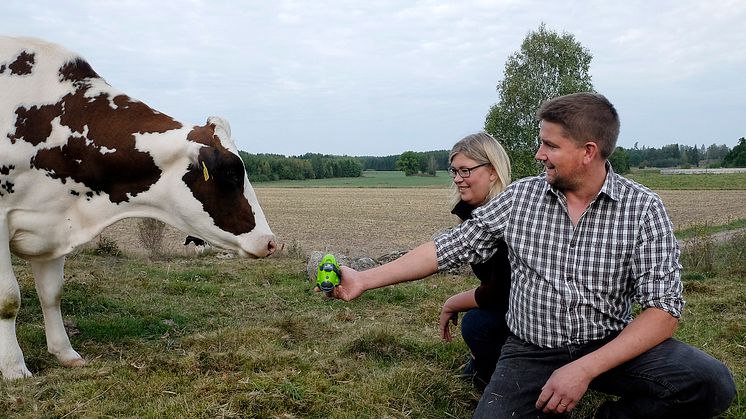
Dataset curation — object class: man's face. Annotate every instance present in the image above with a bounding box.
[534,120,586,191]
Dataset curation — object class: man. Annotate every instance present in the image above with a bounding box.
[332,93,735,417]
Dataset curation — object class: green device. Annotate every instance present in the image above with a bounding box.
[316,254,341,292]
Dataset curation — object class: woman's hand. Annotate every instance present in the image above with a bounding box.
[437,289,478,342]
[439,304,459,342]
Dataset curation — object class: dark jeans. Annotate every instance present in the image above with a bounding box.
[473,334,736,419]
[461,308,510,391]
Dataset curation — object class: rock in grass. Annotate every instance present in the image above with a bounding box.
[306,251,380,284]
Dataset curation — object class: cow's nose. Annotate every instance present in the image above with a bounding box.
[267,239,279,256]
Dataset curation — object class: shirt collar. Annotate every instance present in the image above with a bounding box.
[543,161,620,202]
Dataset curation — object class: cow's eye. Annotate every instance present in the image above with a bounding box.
[223,169,242,187]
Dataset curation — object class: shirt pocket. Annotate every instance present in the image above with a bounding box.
[581,239,634,283]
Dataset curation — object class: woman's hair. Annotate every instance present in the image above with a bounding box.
[448,132,511,209]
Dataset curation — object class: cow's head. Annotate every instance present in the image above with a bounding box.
[180,116,276,257]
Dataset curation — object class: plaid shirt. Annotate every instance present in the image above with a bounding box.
[434,166,683,348]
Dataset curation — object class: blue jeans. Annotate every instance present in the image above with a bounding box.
[473,334,736,418]
[461,308,510,391]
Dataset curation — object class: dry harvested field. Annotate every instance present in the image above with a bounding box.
[100,188,746,259]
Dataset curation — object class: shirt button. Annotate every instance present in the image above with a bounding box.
[570,242,576,248]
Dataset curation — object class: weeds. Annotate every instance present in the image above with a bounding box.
[91,235,122,257]
[137,218,166,259]
[680,224,716,274]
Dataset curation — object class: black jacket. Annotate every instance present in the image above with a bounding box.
[451,200,511,312]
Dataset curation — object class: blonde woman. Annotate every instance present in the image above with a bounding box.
[438,132,511,391]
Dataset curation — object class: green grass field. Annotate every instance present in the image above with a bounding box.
[254,170,452,188]
[627,169,746,190]
[254,169,746,190]
[1,231,744,417]
[252,170,451,188]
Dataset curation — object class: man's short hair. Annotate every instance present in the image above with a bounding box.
[536,92,620,159]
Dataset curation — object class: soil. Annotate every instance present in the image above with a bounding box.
[97,188,746,259]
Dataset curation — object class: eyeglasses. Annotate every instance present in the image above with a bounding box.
[447,163,489,178]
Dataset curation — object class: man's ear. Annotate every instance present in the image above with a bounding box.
[583,141,600,164]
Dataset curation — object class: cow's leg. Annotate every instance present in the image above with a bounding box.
[0,215,31,379]
[31,257,85,368]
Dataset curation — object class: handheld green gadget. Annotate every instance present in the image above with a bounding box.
[316,254,341,292]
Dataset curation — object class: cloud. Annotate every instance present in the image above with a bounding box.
[2,0,744,155]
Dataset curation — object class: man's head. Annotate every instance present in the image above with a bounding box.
[536,92,620,159]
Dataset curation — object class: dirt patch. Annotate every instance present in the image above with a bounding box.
[97,188,746,259]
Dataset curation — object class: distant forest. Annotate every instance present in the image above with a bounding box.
[240,150,449,181]
[240,142,740,182]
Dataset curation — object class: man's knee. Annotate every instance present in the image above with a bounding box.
[695,355,736,416]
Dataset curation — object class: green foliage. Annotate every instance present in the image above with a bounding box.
[239,151,362,182]
[628,143,732,168]
[395,151,422,176]
[609,147,631,174]
[393,150,447,176]
[722,137,746,168]
[91,235,122,257]
[485,23,594,179]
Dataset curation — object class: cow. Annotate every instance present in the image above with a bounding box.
[184,234,210,254]
[0,36,277,380]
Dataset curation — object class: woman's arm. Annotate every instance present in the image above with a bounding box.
[439,288,478,342]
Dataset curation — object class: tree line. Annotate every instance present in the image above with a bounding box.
[239,152,363,181]
[238,140,741,182]
[622,141,744,169]
[239,150,450,181]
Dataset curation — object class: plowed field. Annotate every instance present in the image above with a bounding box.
[101,188,746,258]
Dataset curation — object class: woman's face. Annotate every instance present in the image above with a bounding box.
[450,153,496,206]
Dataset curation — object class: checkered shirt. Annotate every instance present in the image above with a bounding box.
[434,166,684,348]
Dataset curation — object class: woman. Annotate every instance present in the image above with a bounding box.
[438,132,511,392]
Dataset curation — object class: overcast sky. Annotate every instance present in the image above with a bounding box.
[3,0,745,156]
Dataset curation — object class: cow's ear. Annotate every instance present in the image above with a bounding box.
[186,141,204,167]
[207,116,231,144]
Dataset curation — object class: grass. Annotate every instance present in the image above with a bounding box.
[254,170,453,188]
[3,254,478,418]
[2,232,744,417]
[676,218,746,240]
[252,169,746,190]
[627,169,746,190]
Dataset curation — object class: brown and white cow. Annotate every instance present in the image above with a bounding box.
[0,36,277,379]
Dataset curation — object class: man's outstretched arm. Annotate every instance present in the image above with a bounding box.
[331,241,439,301]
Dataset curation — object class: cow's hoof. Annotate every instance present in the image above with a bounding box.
[60,355,86,368]
[1,365,32,380]
[54,349,86,368]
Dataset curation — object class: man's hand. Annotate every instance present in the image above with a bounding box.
[534,361,593,414]
[328,266,367,301]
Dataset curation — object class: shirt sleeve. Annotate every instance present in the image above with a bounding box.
[632,197,684,318]
[434,187,512,272]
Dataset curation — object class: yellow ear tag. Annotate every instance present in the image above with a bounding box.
[201,161,210,181]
